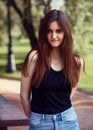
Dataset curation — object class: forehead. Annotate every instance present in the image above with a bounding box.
[48,21,61,29]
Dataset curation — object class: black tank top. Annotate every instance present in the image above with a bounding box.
[31,67,72,114]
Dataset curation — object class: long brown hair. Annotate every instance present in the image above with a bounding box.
[22,9,83,88]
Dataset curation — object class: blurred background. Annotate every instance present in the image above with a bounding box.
[0,0,93,94]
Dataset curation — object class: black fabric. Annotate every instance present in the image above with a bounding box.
[31,67,72,114]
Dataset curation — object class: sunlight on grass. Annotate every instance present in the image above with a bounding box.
[79,55,93,93]
[0,39,30,79]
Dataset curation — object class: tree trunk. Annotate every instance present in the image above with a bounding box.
[9,0,38,48]
[6,0,16,73]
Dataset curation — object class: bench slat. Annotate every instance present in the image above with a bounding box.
[0,94,29,127]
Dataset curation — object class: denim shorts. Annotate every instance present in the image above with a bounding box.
[29,106,80,130]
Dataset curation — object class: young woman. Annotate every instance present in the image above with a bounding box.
[20,9,84,130]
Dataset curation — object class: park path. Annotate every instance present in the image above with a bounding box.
[0,77,93,130]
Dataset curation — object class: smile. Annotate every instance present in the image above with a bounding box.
[51,39,58,41]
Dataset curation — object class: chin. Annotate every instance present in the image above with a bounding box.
[51,43,61,47]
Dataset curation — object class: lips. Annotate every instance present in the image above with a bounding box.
[51,39,58,42]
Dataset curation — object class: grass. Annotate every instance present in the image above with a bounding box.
[0,40,93,94]
[0,39,30,79]
[79,54,93,94]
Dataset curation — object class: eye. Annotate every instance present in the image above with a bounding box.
[56,29,63,33]
[47,29,52,33]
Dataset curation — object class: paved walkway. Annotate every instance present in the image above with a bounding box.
[0,77,93,130]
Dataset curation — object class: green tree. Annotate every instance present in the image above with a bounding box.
[9,0,38,48]
[1,0,52,48]
[0,0,53,73]
[64,0,93,55]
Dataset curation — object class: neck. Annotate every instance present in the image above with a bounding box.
[50,48,63,70]
[51,47,61,59]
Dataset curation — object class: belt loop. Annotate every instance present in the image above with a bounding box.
[42,114,44,123]
[60,112,63,121]
[53,115,56,121]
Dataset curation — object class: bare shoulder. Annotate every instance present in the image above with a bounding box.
[28,50,38,62]
[29,50,38,60]
[27,50,38,75]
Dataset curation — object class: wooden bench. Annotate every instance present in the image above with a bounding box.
[0,94,29,130]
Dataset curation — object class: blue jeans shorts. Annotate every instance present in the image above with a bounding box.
[29,106,80,130]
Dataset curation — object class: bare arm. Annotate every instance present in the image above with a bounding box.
[20,51,37,117]
[20,76,31,117]
[70,57,84,98]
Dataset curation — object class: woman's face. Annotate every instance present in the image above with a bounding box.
[47,21,64,49]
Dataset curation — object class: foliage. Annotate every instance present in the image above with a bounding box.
[0,1,7,45]
[0,0,93,54]
[0,0,37,48]
[64,0,93,55]
[31,0,52,36]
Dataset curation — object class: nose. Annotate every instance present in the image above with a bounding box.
[52,32,57,39]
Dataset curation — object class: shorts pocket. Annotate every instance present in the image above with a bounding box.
[62,108,78,124]
[30,115,42,127]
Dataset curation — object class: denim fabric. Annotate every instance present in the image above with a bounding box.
[29,107,80,130]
